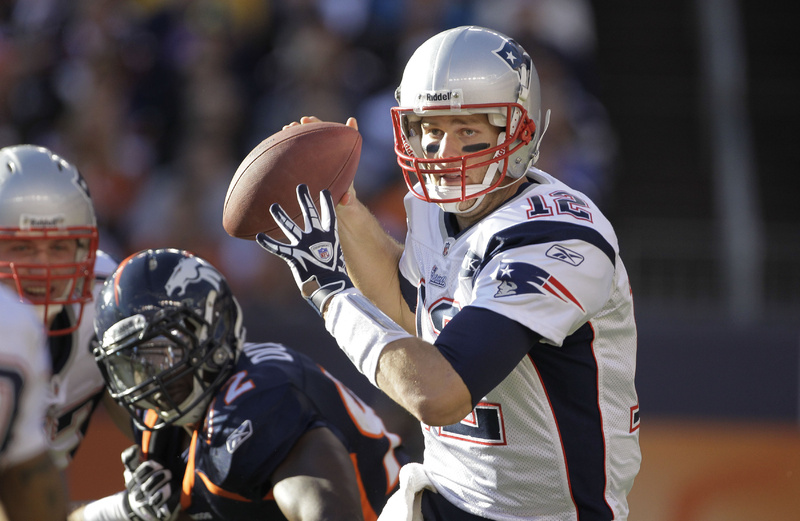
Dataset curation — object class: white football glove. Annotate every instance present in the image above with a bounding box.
[121,445,180,521]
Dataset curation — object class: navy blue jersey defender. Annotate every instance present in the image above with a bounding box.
[137,342,409,521]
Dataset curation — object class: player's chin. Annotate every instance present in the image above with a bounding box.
[434,198,479,214]
[456,199,480,213]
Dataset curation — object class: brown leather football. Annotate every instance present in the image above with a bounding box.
[223,122,362,240]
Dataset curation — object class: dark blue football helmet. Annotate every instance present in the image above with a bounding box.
[94,248,245,430]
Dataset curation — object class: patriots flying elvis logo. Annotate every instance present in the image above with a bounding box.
[493,39,530,74]
[493,261,585,312]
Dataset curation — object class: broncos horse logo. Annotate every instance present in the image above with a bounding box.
[164,257,223,297]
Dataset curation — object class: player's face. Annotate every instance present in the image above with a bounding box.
[0,237,79,303]
[419,114,504,212]
[110,335,194,413]
[419,114,501,180]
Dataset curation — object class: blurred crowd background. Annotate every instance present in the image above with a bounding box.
[0,0,617,310]
[2,0,798,518]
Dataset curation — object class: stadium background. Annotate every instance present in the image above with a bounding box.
[2,1,798,518]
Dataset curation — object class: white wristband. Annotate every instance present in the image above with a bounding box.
[324,288,413,387]
[81,491,129,521]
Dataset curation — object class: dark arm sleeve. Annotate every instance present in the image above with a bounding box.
[399,275,418,313]
[434,306,541,408]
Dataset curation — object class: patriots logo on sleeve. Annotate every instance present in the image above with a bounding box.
[492,261,585,312]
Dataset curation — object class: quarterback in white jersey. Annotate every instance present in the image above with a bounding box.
[0,284,68,520]
[400,168,639,518]
[0,145,128,471]
[256,26,640,521]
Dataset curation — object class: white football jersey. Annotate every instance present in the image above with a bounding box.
[399,169,641,520]
[45,250,118,469]
[0,284,50,469]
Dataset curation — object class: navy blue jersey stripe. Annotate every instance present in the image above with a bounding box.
[479,220,616,276]
[399,274,418,313]
[435,306,541,407]
[421,488,492,520]
[49,309,74,373]
[529,322,613,520]
[0,369,23,454]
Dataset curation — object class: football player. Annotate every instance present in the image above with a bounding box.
[0,144,130,471]
[76,249,408,521]
[257,26,641,520]
[0,284,68,521]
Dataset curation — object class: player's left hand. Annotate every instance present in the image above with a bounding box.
[256,184,353,315]
[121,445,180,521]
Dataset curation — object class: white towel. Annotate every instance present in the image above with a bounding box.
[377,463,436,521]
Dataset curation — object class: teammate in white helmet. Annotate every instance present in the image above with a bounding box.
[0,283,68,520]
[257,26,640,521]
[0,144,131,473]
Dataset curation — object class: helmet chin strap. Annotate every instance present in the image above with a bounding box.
[436,199,478,214]
[34,277,77,330]
[35,303,65,329]
[430,130,508,214]
[437,173,528,214]
[434,174,493,214]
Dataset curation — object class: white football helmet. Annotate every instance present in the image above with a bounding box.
[0,145,98,335]
[392,26,550,212]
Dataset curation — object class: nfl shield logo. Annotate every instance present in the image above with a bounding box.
[311,242,333,262]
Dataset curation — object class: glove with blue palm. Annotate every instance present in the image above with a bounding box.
[256,184,353,315]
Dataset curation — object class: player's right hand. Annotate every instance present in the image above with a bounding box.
[256,184,354,315]
[121,445,180,521]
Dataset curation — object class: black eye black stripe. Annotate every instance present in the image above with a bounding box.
[462,143,490,153]
[423,142,490,154]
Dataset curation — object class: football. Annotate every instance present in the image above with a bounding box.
[223,122,362,240]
